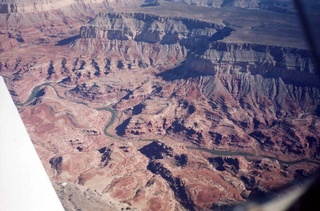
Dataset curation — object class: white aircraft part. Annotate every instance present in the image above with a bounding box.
[0,76,64,211]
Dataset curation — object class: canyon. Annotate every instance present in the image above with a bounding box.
[0,0,320,210]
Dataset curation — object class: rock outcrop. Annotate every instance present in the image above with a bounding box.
[147,160,196,210]
[98,146,112,167]
[139,140,173,159]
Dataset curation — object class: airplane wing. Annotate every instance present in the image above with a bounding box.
[0,76,64,211]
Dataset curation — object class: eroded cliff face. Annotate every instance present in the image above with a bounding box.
[67,11,320,170]
[0,0,142,14]
[75,12,315,76]
[73,12,225,68]
[74,12,319,118]
[165,0,296,13]
[0,0,145,32]
[0,0,295,14]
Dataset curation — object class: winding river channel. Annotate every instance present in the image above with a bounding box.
[16,82,320,166]
[15,82,119,139]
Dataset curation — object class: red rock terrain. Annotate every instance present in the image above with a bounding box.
[1,0,320,210]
